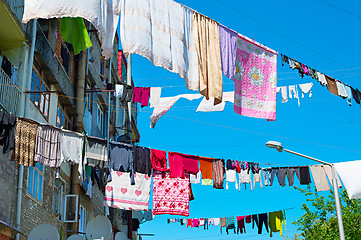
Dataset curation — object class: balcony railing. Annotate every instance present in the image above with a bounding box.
[29,22,75,105]
[0,68,21,115]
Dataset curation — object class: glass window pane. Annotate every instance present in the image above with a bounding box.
[38,175,43,202]
[34,93,39,107]
[36,76,41,89]
[33,170,38,198]
[27,167,34,194]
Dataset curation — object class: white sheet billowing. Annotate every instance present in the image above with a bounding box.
[150,94,202,128]
[120,0,199,91]
[196,92,234,112]
[334,160,361,199]
[22,0,121,58]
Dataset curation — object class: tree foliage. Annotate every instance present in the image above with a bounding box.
[291,185,361,240]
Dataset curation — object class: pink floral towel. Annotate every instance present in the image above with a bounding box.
[234,35,278,120]
[104,171,151,211]
[153,171,190,216]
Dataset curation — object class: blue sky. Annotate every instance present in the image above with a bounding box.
[120,0,361,239]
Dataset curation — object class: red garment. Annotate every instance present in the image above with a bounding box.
[236,161,241,173]
[151,149,168,171]
[187,219,193,228]
[181,153,199,175]
[132,87,150,107]
[168,152,185,178]
[245,215,252,224]
[168,152,199,178]
[236,216,246,234]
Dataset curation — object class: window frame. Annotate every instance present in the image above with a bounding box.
[63,194,79,223]
[27,162,45,204]
[53,176,66,220]
[78,205,86,237]
[56,100,72,130]
[30,67,50,120]
[96,101,104,134]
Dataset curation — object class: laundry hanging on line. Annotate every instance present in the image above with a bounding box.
[167,208,287,237]
[276,83,313,106]
[280,54,360,107]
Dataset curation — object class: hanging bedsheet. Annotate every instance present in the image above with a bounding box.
[120,0,199,91]
[233,35,278,120]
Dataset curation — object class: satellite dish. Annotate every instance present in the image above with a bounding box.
[115,232,127,240]
[85,215,112,240]
[28,223,59,240]
[67,235,86,240]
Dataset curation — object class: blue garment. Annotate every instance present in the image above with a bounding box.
[344,85,352,106]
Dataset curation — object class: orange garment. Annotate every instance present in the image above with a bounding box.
[199,157,214,179]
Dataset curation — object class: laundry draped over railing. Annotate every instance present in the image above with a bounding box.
[2,112,359,218]
[167,209,287,237]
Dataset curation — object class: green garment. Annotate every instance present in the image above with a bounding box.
[269,210,286,237]
[59,17,92,55]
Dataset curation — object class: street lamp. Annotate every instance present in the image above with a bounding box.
[265,141,345,240]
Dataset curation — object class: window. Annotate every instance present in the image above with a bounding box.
[63,194,79,223]
[96,101,104,134]
[78,205,86,236]
[53,177,65,220]
[57,100,72,129]
[27,162,44,203]
[84,82,92,113]
[30,68,50,120]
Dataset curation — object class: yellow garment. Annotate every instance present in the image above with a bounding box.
[269,210,286,237]
[193,12,223,105]
[201,179,213,185]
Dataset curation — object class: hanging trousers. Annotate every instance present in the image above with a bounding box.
[257,213,269,234]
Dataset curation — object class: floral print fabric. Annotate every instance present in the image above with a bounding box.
[234,35,278,120]
[153,170,190,216]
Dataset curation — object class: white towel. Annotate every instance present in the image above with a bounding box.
[22,0,120,58]
[299,83,313,98]
[316,72,327,86]
[336,81,347,98]
[149,87,162,108]
[120,0,199,91]
[196,92,234,112]
[150,94,203,128]
[335,160,361,199]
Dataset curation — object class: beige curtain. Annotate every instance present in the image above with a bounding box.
[193,12,223,105]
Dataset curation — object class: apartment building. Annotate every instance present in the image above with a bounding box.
[0,0,142,239]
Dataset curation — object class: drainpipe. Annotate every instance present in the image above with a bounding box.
[15,19,37,240]
[126,54,133,240]
[71,49,87,235]
[74,50,86,132]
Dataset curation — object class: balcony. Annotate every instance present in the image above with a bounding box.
[0,0,26,50]
[0,68,21,115]
[28,22,75,106]
[4,0,24,26]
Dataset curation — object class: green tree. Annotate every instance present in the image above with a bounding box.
[291,185,361,240]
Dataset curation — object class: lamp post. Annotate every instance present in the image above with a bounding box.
[265,141,345,240]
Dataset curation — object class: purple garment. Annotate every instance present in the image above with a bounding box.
[218,25,238,81]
